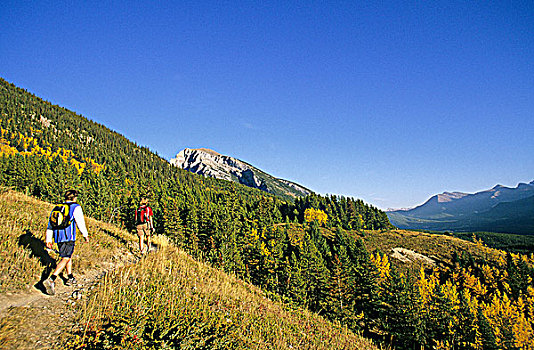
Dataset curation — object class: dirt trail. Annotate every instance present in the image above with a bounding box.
[0,245,152,349]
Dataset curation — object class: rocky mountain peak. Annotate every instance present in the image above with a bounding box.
[170,148,311,199]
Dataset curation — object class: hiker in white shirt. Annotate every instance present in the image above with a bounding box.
[43,189,89,295]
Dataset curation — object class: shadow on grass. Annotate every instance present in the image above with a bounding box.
[100,228,129,245]
[18,230,56,293]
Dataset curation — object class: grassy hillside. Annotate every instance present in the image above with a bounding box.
[273,225,506,271]
[377,224,534,254]
[0,189,376,349]
[362,229,504,268]
[71,245,375,349]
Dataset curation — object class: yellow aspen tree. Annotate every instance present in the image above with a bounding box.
[304,208,328,225]
[462,289,483,350]
[370,253,390,289]
[481,264,499,294]
[473,234,485,249]
[482,291,516,348]
[317,210,328,224]
[0,141,18,155]
[526,286,534,326]
[512,297,534,349]
[417,266,439,306]
[440,279,461,343]
[441,280,461,315]
[434,340,453,350]
[474,279,488,297]
[304,208,314,222]
[462,268,479,292]
[247,228,260,246]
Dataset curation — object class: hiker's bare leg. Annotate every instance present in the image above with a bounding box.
[147,234,152,252]
[52,257,71,277]
[138,233,144,253]
[66,259,73,275]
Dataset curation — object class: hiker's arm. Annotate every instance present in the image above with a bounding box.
[73,206,89,242]
[46,219,53,248]
[148,207,155,232]
[46,229,53,248]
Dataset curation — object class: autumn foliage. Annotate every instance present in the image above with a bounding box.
[304,208,328,225]
[371,247,534,349]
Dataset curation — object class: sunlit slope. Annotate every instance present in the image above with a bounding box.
[0,189,377,350]
[72,245,377,349]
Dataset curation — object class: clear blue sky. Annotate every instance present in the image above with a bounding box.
[1,1,533,209]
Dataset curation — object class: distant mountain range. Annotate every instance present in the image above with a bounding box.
[170,148,312,200]
[387,181,534,234]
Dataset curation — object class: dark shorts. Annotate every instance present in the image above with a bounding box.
[58,241,75,258]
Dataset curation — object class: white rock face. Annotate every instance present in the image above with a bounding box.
[170,148,311,197]
[391,247,435,265]
[171,148,257,184]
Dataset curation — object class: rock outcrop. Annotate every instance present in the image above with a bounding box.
[171,148,311,199]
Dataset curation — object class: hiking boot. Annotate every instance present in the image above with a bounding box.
[65,277,77,286]
[43,278,55,295]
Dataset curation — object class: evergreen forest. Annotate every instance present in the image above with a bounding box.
[1,77,533,349]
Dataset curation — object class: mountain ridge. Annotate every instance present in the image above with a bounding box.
[387,181,534,234]
[171,148,312,200]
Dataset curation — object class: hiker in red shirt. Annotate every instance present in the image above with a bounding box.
[136,198,154,254]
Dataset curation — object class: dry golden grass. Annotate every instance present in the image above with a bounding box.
[0,314,16,349]
[275,223,500,271]
[0,189,57,292]
[150,233,171,248]
[71,246,378,349]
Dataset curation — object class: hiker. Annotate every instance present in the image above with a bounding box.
[43,189,89,295]
[136,198,154,254]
